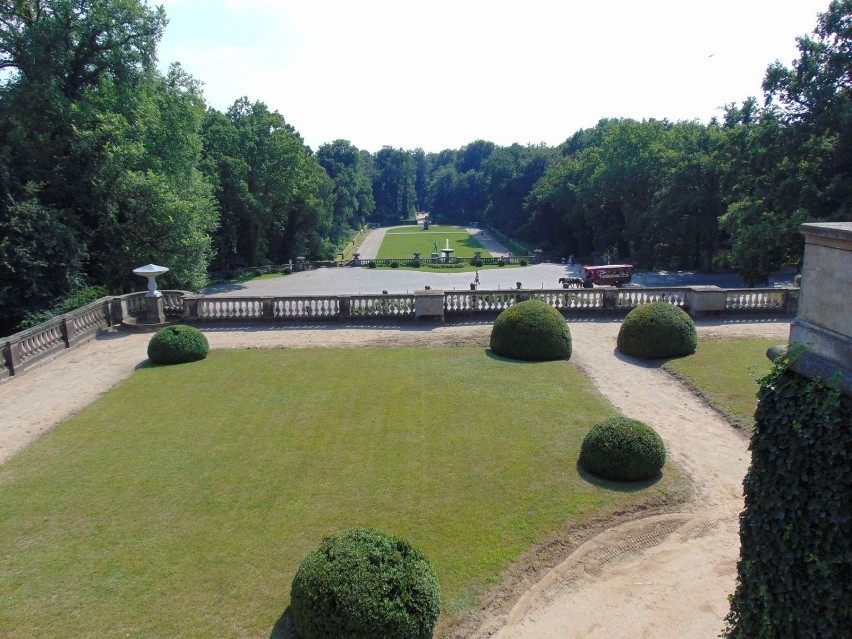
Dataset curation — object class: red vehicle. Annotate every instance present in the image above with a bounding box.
[582,264,634,288]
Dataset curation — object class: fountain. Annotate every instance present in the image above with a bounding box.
[440,238,455,263]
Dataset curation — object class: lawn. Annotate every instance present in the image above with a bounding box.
[377,225,490,259]
[0,348,685,638]
[663,338,779,430]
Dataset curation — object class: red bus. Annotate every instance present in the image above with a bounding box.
[582,264,634,288]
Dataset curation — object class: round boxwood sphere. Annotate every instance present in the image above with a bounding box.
[617,302,697,359]
[147,324,209,365]
[290,528,441,639]
[490,299,572,361]
[579,417,666,481]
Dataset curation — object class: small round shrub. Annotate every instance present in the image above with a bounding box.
[519,258,528,266]
[290,528,440,639]
[616,302,697,359]
[147,324,209,365]
[490,299,572,361]
[579,417,666,481]
[368,261,377,269]
[390,261,400,268]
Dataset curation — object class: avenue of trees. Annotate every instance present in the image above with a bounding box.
[1,0,849,334]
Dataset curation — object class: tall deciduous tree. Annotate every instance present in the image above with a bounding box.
[722,0,852,284]
[316,139,375,243]
[202,98,333,269]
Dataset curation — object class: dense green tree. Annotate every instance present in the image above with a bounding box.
[316,139,375,244]
[721,0,852,284]
[202,99,333,268]
[0,0,216,332]
[371,146,416,222]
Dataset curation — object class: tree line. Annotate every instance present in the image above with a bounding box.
[1,0,849,334]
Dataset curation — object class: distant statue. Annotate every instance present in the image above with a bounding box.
[433,240,439,253]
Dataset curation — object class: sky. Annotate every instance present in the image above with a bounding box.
[153,0,830,153]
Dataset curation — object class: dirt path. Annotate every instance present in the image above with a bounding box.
[475,320,789,639]
[0,318,790,638]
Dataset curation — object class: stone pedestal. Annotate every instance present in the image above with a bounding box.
[143,296,166,325]
[687,286,727,317]
[415,289,445,322]
[786,222,852,396]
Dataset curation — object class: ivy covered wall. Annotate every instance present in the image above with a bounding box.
[724,350,852,638]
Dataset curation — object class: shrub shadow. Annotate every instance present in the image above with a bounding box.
[612,347,673,369]
[485,349,569,364]
[268,608,296,639]
[575,460,663,492]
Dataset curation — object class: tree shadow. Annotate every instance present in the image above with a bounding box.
[268,608,297,639]
[575,460,663,491]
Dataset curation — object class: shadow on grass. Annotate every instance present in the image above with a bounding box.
[484,349,570,364]
[268,608,296,639]
[575,460,663,492]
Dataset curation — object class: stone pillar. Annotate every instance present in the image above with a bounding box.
[602,290,619,312]
[262,298,275,321]
[415,289,445,322]
[785,222,852,394]
[686,285,727,317]
[534,249,544,264]
[111,296,130,324]
[182,295,199,321]
[338,295,351,320]
[352,253,361,267]
[144,296,166,325]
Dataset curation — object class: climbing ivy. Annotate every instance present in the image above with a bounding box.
[723,347,852,638]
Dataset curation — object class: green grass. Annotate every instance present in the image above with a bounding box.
[0,348,685,638]
[377,225,491,259]
[663,338,779,430]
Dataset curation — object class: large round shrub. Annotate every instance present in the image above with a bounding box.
[489,299,572,361]
[617,302,697,359]
[147,324,209,365]
[290,528,441,639]
[579,417,666,481]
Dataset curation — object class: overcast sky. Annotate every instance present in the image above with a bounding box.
[154,0,829,153]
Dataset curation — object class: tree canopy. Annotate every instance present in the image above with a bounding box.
[1,0,849,333]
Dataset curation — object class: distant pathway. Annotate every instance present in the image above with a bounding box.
[354,227,387,260]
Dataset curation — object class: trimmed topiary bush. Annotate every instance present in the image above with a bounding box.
[290,528,440,639]
[617,302,697,359]
[489,299,572,361]
[579,416,666,481]
[147,324,209,365]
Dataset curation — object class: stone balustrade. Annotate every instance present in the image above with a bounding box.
[1,285,799,381]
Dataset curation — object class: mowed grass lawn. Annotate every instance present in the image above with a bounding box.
[663,338,779,430]
[0,348,685,638]
[377,225,490,259]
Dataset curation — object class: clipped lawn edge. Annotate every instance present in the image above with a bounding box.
[438,471,693,638]
[659,366,754,439]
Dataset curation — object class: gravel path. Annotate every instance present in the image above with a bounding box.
[0,317,791,639]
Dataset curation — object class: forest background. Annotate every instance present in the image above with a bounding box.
[0,0,849,335]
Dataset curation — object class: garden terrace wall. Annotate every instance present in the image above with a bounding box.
[1,286,798,380]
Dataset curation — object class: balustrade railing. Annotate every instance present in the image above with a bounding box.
[1,298,113,378]
[1,285,799,380]
[726,289,789,312]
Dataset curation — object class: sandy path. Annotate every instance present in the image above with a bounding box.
[0,318,790,638]
[477,319,790,639]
